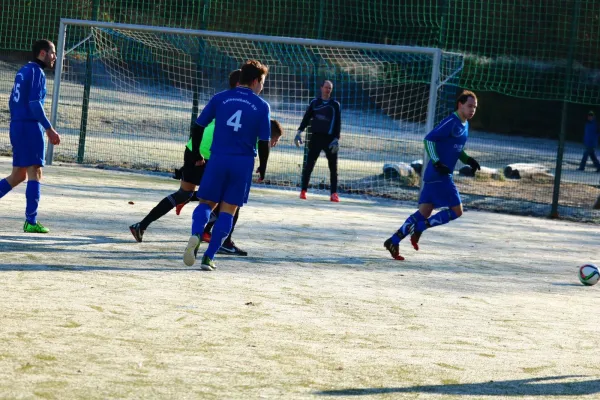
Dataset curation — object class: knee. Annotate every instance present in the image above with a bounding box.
[421,210,433,219]
[10,170,27,185]
[172,189,194,204]
[453,208,463,218]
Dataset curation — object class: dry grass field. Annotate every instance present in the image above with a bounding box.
[1,157,599,399]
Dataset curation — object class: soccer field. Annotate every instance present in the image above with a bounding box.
[1,156,599,399]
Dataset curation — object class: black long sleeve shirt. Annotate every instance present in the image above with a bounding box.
[297,98,341,139]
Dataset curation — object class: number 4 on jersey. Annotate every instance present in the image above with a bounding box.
[227,110,243,132]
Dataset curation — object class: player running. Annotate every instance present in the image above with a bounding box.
[0,39,61,233]
[384,90,481,260]
[183,60,271,270]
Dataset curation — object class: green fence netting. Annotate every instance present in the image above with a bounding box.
[0,0,599,222]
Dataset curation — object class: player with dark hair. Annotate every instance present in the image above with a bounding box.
[129,69,241,242]
[0,39,61,233]
[384,90,480,260]
[183,60,271,270]
[294,80,342,202]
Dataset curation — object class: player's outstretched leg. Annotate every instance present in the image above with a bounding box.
[384,211,425,255]
[130,189,194,242]
[411,208,459,250]
[183,234,201,267]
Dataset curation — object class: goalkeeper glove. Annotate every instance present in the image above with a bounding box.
[433,160,451,175]
[466,157,481,174]
[329,138,339,154]
[294,130,303,147]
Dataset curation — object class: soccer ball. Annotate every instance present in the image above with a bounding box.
[578,264,600,286]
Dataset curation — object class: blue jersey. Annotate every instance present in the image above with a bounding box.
[196,86,271,157]
[9,61,51,129]
[423,112,469,182]
[584,120,598,148]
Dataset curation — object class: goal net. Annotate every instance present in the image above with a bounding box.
[50,19,463,200]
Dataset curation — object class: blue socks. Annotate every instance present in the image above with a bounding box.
[0,178,12,199]
[1,179,42,225]
[191,203,212,235]
[415,209,458,233]
[25,180,41,224]
[391,209,460,244]
[204,212,234,260]
[391,211,426,245]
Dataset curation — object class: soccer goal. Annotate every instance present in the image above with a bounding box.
[48,18,463,199]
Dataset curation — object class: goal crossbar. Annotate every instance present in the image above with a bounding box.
[47,18,444,165]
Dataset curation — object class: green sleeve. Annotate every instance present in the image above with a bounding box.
[424,139,439,162]
[459,150,470,163]
[199,121,215,160]
[186,120,215,160]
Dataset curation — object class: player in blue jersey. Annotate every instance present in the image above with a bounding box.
[176,118,283,257]
[294,80,342,202]
[384,90,480,260]
[183,60,271,270]
[0,40,61,233]
[128,70,241,243]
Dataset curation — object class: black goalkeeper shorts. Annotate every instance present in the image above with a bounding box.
[180,148,207,186]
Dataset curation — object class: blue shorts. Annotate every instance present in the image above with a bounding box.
[419,179,461,209]
[197,154,254,207]
[10,120,46,167]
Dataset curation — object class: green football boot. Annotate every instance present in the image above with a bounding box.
[23,221,49,234]
[200,255,216,271]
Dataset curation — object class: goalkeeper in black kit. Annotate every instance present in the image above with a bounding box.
[294,80,342,202]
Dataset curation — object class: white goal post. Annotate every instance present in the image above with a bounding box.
[48,18,463,198]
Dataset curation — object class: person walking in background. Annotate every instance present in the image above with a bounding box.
[0,39,61,233]
[578,111,600,172]
[294,80,342,202]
